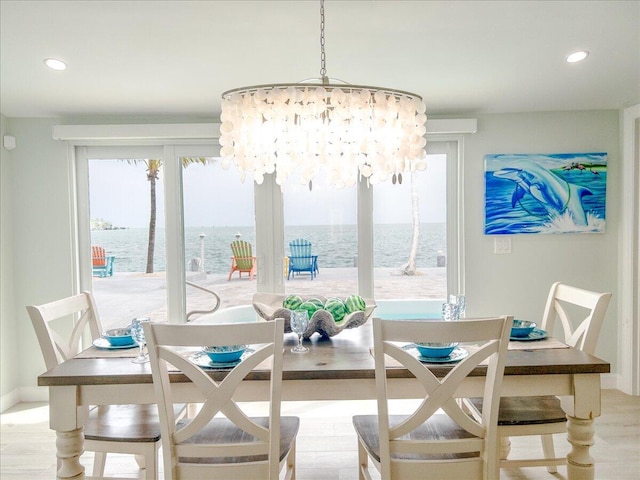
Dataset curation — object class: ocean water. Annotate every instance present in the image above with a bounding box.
[91,223,446,274]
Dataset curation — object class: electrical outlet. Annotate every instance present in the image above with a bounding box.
[494,237,512,254]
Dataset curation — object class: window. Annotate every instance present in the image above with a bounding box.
[181,157,256,314]
[372,154,448,300]
[71,125,467,325]
[82,152,167,329]
[283,171,357,298]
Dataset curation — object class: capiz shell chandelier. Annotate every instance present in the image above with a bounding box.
[220,1,427,188]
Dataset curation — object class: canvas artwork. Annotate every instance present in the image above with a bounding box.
[484,152,607,234]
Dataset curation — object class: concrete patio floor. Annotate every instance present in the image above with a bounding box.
[93,267,447,327]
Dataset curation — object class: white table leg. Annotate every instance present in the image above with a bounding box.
[55,428,85,479]
[49,386,86,480]
[561,373,601,480]
[566,416,596,479]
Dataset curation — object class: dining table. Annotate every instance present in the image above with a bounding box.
[38,319,610,480]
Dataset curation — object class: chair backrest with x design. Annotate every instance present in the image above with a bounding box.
[27,291,103,370]
[144,318,293,480]
[540,282,612,355]
[28,291,164,480]
[371,316,512,479]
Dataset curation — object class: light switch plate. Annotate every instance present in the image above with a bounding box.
[494,237,512,254]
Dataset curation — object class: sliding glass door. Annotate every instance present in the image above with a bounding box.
[75,138,461,325]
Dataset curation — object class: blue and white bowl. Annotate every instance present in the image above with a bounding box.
[415,342,458,358]
[203,345,247,363]
[511,320,537,337]
[102,328,134,346]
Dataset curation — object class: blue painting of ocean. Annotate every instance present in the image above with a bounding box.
[484,153,607,235]
[91,223,446,274]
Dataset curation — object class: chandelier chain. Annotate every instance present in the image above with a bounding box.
[320,0,327,81]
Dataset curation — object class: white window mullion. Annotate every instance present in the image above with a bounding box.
[357,177,374,298]
[163,145,187,323]
[255,174,285,294]
[75,147,92,293]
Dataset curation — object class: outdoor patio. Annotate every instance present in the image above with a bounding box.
[92,267,447,327]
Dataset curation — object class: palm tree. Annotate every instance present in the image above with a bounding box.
[401,170,420,276]
[127,157,209,274]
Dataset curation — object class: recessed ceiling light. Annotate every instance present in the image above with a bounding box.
[566,51,589,63]
[44,58,67,71]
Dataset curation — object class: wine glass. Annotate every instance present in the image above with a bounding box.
[290,310,309,353]
[130,317,151,363]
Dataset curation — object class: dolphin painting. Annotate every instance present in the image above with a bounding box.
[493,159,593,226]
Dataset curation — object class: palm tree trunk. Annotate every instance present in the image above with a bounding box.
[401,171,420,275]
[146,174,156,274]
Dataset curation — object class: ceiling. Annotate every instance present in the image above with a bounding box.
[1,0,638,119]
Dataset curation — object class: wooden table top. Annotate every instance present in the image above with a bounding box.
[38,322,610,387]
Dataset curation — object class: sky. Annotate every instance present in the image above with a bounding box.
[88,155,447,228]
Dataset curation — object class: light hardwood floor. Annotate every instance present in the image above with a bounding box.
[1,390,638,479]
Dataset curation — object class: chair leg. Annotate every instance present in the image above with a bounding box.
[134,454,145,469]
[499,435,511,460]
[92,452,107,478]
[142,445,158,480]
[541,434,558,473]
[357,439,368,480]
[286,440,296,480]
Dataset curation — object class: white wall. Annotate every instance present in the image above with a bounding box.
[4,118,75,402]
[0,114,20,408]
[0,110,624,408]
[464,111,620,372]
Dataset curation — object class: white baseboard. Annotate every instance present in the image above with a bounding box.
[0,386,48,412]
[601,373,618,390]
[20,386,49,402]
[0,389,20,413]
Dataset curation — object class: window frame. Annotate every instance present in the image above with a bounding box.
[60,122,473,324]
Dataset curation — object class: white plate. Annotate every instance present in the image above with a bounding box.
[93,338,137,349]
[403,344,469,363]
[510,328,548,341]
[189,348,254,369]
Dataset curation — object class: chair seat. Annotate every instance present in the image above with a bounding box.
[469,396,567,426]
[86,404,186,443]
[177,416,300,464]
[85,404,164,443]
[353,414,479,462]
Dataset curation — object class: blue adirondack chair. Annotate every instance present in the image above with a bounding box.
[287,239,318,280]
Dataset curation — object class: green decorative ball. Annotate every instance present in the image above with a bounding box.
[345,294,366,313]
[324,298,347,322]
[306,297,325,309]
[298,301,320,318]
[283,294,303,310]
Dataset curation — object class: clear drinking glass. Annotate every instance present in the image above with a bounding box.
[290,310,309,353]
[442,302,459,321]
[449,294,466,318]
[130,317,151,363]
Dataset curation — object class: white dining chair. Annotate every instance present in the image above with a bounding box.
[469,282,612,473]
[353,315,512,480]
[143,318,299,480]
[27,291,162,480]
